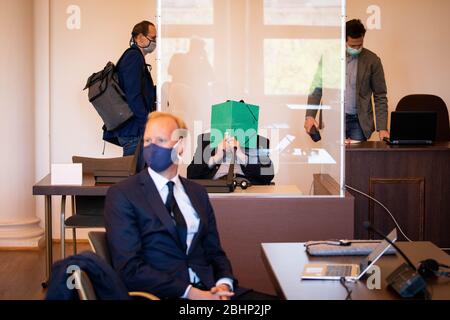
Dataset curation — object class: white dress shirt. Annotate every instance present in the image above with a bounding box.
[148,168,233,298]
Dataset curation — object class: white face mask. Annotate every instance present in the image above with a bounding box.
[142,37,157,55]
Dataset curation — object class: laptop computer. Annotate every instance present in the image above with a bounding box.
[385,111,437,145]
[301,228,397,281]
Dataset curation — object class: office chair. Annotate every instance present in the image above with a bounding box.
[74,266,159,300]
[61,140,143,259]
[87,231,160,300]
[74,269,97,301]
[396,94,450,141]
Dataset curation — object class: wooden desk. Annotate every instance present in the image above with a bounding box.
[33,174,111,285]
[262,242,450,300]
[346,142,450,247]
[33,174,110,196]
[211,187,353,294]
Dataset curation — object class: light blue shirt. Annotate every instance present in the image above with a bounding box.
[147,168,234,298]
[345,54,358,115]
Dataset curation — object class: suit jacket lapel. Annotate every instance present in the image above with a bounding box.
[180,177,208,254]
[138,170,181,246]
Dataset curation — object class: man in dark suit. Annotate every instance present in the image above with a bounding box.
[187,133,275,185]
[105,112,274,300]
[103,21,157,169]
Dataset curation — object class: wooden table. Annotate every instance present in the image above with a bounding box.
[262,241,450,300]
[32,174,111,286]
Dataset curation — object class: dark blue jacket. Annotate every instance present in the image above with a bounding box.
[45,251,131,300]
[103,45,156,144]
[104,170,239,299]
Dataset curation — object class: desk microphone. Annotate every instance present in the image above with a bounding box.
[228,146,252,190]
[363,222,428,298]
[225,146,237,190]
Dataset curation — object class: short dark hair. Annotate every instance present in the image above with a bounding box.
[346,19,366,40]
[131,21,155,39]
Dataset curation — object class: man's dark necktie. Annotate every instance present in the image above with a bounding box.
[165,181,187,250]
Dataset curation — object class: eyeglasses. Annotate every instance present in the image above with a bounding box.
[146,36,157,43]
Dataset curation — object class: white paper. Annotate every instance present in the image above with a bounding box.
[51,163,83,186]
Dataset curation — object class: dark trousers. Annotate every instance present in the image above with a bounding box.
[118,136,145,172]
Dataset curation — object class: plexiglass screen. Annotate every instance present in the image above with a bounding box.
[158,0,345,196]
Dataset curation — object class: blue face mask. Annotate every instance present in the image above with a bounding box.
[347,46,363,57]
[143,142,179,173]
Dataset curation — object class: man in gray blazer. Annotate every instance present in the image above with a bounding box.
[304,19,390,142]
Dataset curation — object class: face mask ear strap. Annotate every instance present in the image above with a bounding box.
[175,138,186,158]
[168,139,182,164]
[174,138,181,151]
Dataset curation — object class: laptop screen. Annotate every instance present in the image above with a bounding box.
[390,111,437,141]
[358,228,397,278]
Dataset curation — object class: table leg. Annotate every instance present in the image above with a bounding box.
[43,195,53,288]
[71,196,77,255]
[60,195,66,260]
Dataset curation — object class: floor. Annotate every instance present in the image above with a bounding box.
[0,243,91,300]
[1,243,448,300]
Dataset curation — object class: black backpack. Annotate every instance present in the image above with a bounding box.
[84,48,142,131]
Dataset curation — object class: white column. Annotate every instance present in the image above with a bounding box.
[33,0,51,237]
[0,0,44,247]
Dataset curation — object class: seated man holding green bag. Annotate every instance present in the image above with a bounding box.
[187,101,274,185]
[187,132,274,185]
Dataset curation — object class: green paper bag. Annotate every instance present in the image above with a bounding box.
[210,100,259,149]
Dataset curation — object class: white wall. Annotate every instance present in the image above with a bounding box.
[347,0,450,139]
[34,0,50,245]
[0,0,43,247]
[49,0,156,163]
[46,0,156,239]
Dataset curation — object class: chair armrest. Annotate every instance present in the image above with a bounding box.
[129,291,160,301]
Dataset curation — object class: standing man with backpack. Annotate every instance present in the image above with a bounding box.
[103,21,157,170]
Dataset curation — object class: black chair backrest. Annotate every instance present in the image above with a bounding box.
[75,196,105,216]
[88,231,112,265]
[396,94,450,141]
